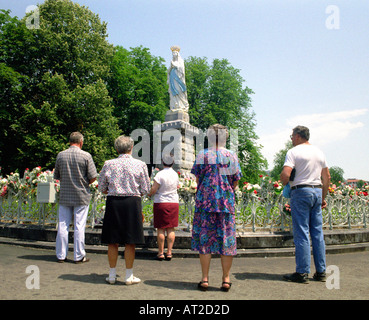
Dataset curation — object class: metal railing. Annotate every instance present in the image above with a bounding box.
[1,190,368,232]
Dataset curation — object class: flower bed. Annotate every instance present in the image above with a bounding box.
[0,167,368,231]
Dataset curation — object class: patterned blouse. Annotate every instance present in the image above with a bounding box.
[98,154,150,197]
[191,148,242,214]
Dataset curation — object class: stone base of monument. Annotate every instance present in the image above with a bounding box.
[164,109,189,123]
[155,110,199,174]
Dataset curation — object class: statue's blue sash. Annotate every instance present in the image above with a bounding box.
[169,68,187,96]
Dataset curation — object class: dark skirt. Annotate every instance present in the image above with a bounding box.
[153,203,179,229]
[101,196,144,245]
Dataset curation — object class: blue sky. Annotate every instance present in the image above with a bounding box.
[3,0,369,180]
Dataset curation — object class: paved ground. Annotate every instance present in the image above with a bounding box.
[1,243,368,302]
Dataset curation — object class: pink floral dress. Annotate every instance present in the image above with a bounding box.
[191,148,242,255]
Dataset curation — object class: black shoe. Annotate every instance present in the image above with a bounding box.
[156,254,165,261]
[313,272,326,282]
[220,282,232,292]
[283,272,309,284]
[197,281,209,291]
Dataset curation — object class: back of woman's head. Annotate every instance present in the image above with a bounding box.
[115,135,134,154]
[207,124,229,147]
[162,153,174,167]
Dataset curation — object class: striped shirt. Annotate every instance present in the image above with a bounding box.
[54,146,97,206]
[98,154,150,197]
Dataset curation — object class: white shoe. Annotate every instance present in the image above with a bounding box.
[105,276,116,285]
[125,275,141,285]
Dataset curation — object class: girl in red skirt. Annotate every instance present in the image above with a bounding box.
[148,154,179,260]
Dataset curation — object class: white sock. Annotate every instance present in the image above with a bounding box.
[125,268,133,279]
[109,268,116,278]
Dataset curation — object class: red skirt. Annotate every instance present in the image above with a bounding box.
[153,203,179,229]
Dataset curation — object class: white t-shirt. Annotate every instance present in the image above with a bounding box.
[283,144,328,187]
[153,167,179,203]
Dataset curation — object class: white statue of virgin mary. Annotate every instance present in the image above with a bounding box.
[167,46,189,112]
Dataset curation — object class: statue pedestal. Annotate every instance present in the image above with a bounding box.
[165,109,189,123]
[154,110,200,174]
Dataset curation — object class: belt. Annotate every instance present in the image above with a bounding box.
[291,184,322,190]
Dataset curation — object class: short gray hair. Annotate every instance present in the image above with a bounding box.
[293,126,310,141]
[69,132,83,144]
[114,135,134,154]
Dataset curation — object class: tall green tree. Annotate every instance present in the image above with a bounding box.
[108,46,168,135]
[270,140,293,181]
[185,57,266,183]
[107,46,168,169]
[0,1,120,172]
[0,10,30,172]
[329,166,344,185]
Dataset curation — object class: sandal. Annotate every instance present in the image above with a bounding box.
[220,281,232,292]
[156,253,165,261]
[197,281,209,292]
[165,253,172,261]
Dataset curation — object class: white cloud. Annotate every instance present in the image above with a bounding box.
[258,108,368,168]
[286,109,368,127]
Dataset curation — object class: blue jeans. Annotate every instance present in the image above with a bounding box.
[290,188,326,274]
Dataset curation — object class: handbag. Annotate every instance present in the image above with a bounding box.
[282,168,296,199]
[282,183,291,198]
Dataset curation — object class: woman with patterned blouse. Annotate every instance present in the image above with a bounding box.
[191,124,242,292]
[98,135,150,285]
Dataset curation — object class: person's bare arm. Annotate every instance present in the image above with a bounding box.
[232,180,239,190]
[321,167,331,209]
[148,181,160,197]
[280,166,293,186]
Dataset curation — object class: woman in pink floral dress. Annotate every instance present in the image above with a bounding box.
[191,124,242,292]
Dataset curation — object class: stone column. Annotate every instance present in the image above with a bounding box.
[153,110,200,174]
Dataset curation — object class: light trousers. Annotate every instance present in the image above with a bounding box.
[56,204,89,261]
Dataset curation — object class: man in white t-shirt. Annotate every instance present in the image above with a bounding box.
[280,126,331,283]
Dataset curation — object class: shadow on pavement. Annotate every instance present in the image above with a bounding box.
[58,273,109,284]
[144,279,199,291]
[233,272,285,282]
[17,254,57,262]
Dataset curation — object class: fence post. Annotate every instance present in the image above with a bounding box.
[363,198,367,228]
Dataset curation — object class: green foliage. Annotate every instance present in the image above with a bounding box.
[0,2,120,172]
[270,140,293,181]
[185,56,266,183]
[329,166,345,185]
[108,46,168,135]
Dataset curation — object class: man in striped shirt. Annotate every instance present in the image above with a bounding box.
[54,132,97,263]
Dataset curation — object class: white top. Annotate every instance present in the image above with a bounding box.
[283,144,328,187]
[153,167,179,203]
